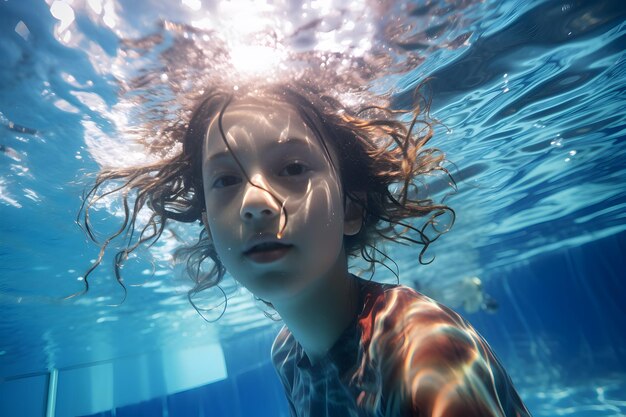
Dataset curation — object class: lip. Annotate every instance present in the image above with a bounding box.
[243,233,293,264]
[245,245,293,264]
[243,233,291,254]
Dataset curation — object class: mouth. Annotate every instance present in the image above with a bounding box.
[244,242,293,264]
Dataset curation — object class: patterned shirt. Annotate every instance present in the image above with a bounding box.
[271,276,531,417]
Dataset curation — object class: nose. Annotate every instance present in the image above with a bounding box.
[240,175,281,222]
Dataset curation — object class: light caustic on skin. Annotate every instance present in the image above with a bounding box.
[201,98,361,304]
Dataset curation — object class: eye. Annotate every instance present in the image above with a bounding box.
[212,175,242,188]
[279,161,309,177]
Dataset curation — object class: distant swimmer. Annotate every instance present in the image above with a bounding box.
[5,121,38,135]
[415,276,499,314]
[458,276,499,313]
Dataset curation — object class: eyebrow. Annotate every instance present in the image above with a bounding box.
[205,137,314,163]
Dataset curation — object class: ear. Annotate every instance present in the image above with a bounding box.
[201,211,214,242]
[344,192,365,236]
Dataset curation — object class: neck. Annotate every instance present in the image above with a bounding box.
[271,256,360,365]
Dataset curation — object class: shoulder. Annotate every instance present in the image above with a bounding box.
[364,282,476,343]
[361,282,453,336]
[372,285,488,379]
[358,283,467,377]
[364,284,530,417]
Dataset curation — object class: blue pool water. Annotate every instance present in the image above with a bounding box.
[0,0,625,416]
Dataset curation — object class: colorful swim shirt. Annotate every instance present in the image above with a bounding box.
[272,276,531,417]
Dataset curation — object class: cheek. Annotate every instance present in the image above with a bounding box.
[289,177,345,239]
[204,206,240,250]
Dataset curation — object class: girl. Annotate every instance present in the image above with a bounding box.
[82,82,531,417]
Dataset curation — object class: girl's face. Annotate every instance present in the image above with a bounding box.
[201,98,359,303]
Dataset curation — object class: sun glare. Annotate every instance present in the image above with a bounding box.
[229,45,286,77]
[188,1,288,78]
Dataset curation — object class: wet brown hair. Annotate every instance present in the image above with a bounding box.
[77,81,454,320]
